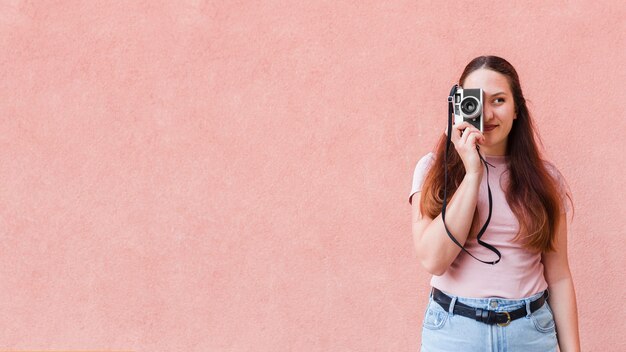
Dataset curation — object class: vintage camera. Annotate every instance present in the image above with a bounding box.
[452,87,483,132]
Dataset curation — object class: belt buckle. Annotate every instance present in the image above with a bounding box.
[497,311,511,327]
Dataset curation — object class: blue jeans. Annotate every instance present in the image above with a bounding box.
[421,287,557,352]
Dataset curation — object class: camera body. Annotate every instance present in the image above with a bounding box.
[452,87,483,132]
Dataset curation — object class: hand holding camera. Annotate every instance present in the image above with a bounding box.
[446,121,485,176]
[445,86,486,176]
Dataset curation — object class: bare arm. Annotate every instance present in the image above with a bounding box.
[411,172,481,275]
[542,212,581,352]
[410,121,485,275]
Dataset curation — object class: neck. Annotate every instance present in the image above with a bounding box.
[484,152,508,157]
[479,143,507,156]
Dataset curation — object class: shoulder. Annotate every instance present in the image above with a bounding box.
[541,159,566,184]
[409,152,437,204]
[414,152,436,172]
[541,159,573,213]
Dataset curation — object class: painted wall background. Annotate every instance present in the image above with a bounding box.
[0,1,624,351]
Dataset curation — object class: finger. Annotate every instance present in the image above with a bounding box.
[460,128,478,144]
[466,131,484,147]
[453,125,473,144]
[453,121,476,129]
[454,121,471,131]
[455,123,469,141]
[456,122,480,133]
[460,127,470,143]
[463,130,483,146]
[455,123,480,140]
[448,124,459,141]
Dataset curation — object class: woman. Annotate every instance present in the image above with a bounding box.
[408,56,581,351]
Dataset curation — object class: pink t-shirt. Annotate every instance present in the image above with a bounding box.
[409,152,570,299]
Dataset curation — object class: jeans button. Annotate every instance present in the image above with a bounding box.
[490,301,498,308]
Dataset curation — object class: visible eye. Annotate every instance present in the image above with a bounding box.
[494,98,505,103]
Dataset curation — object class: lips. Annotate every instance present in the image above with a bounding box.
[483,125,498,132]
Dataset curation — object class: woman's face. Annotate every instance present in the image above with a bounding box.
[462,68,517,156]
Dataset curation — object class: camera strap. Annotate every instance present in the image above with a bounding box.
[442,85,501,265]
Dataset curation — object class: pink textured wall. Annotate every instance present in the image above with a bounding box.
[0,1,623,351]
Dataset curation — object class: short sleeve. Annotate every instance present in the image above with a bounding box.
[543,161,572,214]
[408,152,435,205]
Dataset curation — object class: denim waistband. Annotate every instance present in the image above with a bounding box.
[430,287,549,312]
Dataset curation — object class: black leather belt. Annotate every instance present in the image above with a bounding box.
[431,287,549,327]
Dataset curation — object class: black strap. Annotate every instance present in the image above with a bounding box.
[441,85,501,265]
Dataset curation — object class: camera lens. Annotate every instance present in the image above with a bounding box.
[460,96,481,119]
[461,98,476,114]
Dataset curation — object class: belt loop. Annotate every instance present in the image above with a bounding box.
[448,296,457,316]
[525,298,532,318]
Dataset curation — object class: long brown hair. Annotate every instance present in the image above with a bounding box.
[420,56,572,253]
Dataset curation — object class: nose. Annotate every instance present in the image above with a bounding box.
[483,102,494,122]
